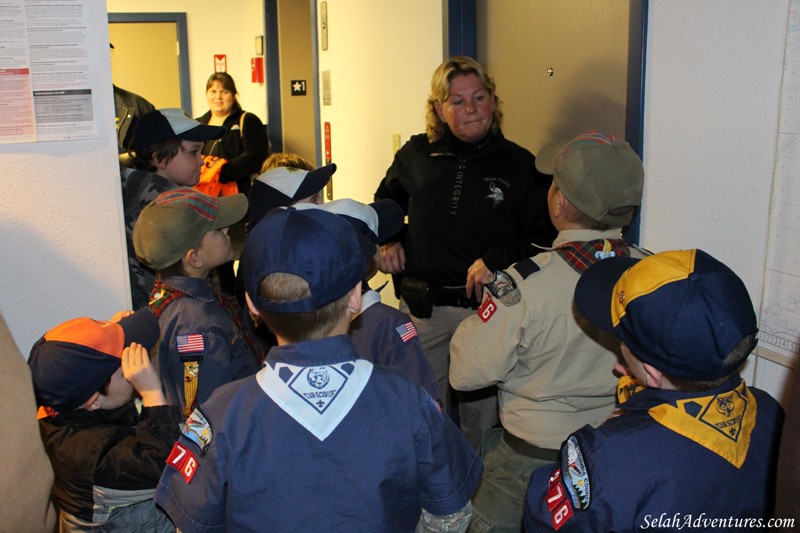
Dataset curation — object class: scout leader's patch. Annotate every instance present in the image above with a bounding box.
[182,408,213,455]
[477,293,498,323]
[395,321,418,343]
[544,467,574,531]
[562,436,591,510]
[166,442,199,484]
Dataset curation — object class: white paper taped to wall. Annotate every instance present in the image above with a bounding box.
[759,0,800,366]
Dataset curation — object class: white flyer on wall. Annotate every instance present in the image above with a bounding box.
[0,0,97,144]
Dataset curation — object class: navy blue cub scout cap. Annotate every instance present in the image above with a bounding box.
[28,308,160,413]
[574,249,758,381]
[241,207,372,313]
[131,108,225,153]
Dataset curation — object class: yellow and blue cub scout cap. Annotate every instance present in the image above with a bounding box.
[574,249,758,380]
[241,207,371,313]
[28,308,160,413]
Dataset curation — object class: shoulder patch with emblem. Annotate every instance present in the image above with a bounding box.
[395,321,418,343]
[563,435,591,510]
[176,333,205,354]
[182,408,213,455]
[487,269,520,306]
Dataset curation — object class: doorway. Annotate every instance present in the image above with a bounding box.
[108,12,192,114]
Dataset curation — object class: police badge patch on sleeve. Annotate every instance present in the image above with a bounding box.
[563,436,591,510]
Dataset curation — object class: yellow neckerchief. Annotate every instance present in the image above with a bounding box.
[616,375,756,468]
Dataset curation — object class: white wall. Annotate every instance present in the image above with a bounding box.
[316,0,445,203]
[641,0,793,403]
[0,2,125,354]
[106,0,267,123]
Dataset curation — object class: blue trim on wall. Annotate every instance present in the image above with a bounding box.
[265,0,283,153]
[310,0,322,167]
[623,0,648,245]
[448,0,476,58]
[108,13,192,116]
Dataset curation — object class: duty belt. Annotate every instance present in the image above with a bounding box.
[430,285,478,309]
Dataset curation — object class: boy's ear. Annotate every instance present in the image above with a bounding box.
[245,292,261,317]
[347,281,363,315]
[642,362,665,389]
[551,188,571,221]
[183,248,203,270]
[151,152,169,170]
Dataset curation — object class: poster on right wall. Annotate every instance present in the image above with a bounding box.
[759,0,800,365]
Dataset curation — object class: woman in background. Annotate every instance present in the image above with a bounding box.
[197,72,269,294]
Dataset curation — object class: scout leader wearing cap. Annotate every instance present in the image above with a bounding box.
[449,130,649,529]
[122,108,226,310]
[156,207,481,532]
[524,249,785,532]
[28,309,183,530]
[133,188,262,416]
[292,198,441,401]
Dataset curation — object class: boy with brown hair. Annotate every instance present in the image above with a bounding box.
[294,197,441,401]
[156,207,482,532]
[133,188,262,415]
[295,198,442,405]
[28,308,182,531]
[122,108,226,309]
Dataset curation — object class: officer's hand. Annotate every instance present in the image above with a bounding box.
[466,259,493,301]
[379,242,406,274]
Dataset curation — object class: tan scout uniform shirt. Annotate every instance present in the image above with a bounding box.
[450,228,648,449]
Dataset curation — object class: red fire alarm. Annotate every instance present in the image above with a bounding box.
[251,57,264,84]
[214,54,227,73]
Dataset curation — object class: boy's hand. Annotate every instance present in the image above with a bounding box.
[109,310,133,324]
[122,343,167,407]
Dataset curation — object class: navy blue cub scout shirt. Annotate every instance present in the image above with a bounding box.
[156,335,482,533]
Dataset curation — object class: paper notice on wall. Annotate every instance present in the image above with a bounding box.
[759,0,800,362]
[0,0,97,144]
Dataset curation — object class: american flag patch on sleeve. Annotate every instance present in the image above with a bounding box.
[395,321,418,343]
[177,333,205,354]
